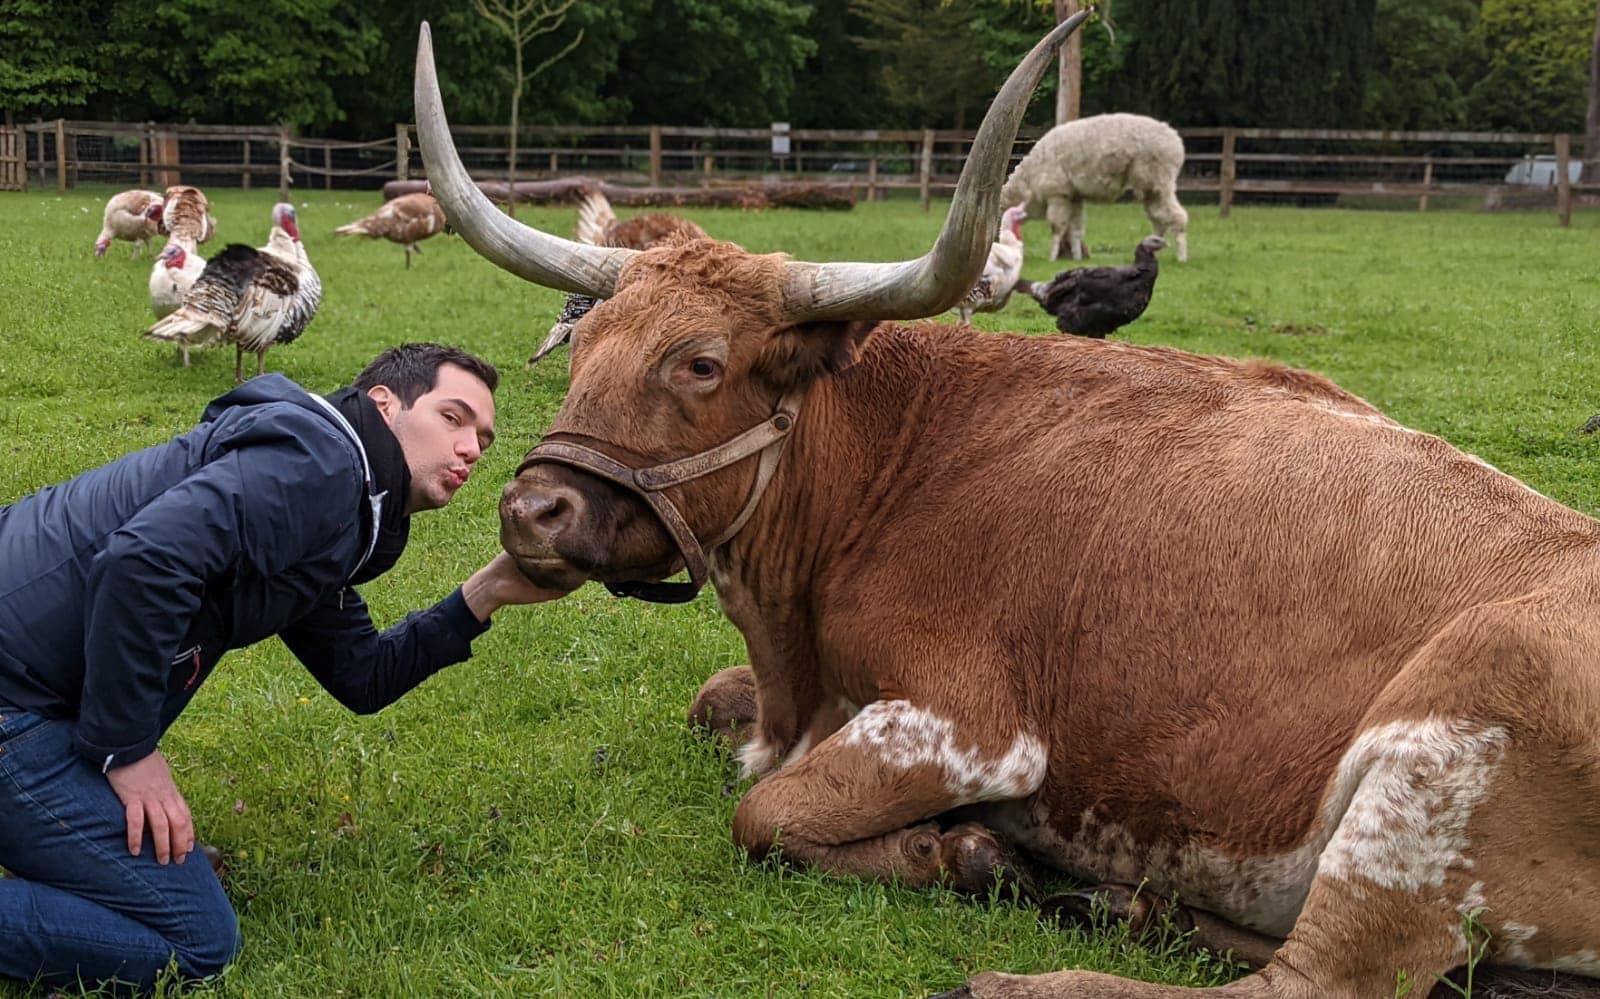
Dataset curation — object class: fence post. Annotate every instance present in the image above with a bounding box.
[702,154,713,186]
[278,124,291,201]
[550,150,559,175]
[1219,127,1237,219]
[55,119,67,194]
[1556,133,1573,228]
[1418,158,1432,212]
[139,124,150,188]
[324,143,333,191]
[919,129,934,212]
[649,125,662,187]
[868,156,878,202]
[396,123,409,181]
[242,139,251,190]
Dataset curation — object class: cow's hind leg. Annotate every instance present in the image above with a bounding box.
[732,698,1046,896]
[1042,885,1282,969]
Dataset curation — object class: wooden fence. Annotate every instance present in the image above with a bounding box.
[0,125,22,191]
[10,119,1596,225]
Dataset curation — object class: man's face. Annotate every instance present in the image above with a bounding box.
[370,363,497,514]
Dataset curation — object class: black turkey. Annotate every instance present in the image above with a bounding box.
[1017,235,1164,338]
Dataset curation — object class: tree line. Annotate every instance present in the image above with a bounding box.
[1,0,1592,136]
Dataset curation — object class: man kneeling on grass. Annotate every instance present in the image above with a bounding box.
[0,343,566,991]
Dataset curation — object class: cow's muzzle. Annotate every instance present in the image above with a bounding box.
[512,390,804,603]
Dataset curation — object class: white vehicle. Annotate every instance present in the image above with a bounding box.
[1504,154,1582,186]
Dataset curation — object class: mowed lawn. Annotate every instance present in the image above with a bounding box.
[1,186,1597,997]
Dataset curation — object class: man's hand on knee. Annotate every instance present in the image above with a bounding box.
[105,750,194,867]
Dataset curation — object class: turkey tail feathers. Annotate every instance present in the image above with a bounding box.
[144,309,220,346]
[575,188,617,246]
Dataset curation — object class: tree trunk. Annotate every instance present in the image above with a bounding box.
[507,42,523,218]
[1586,0,1600,183]
[1054,0,1083,124]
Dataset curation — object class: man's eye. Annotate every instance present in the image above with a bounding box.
[444,412,460,425]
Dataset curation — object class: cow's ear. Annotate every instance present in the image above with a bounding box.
[755,320,877,390]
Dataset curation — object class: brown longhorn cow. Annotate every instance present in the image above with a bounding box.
[415,19,1600,999]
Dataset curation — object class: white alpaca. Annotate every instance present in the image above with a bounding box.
[1000,112,1188,263]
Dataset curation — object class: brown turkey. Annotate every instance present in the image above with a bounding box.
[333,192,448,268]
[526,187,707,368]
[1016,234,1164,338]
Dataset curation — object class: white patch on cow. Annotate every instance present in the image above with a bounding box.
[782,732,813,767]
[737,734,782,779]
[984,717,1508,939]
[837,696,860,719]
[840,700,1046,802]
[1547,950,1600,975]
[1317,718,1507,894]
[1497,919,1538,965]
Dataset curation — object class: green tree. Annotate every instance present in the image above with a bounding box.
[1363,0,1482,130]
[607,0,817,125]
[94,0,380,130]
[1467,0,1590,132]
[474,0,582,215]
[1108,0,1378,127]
[0,0,101,117]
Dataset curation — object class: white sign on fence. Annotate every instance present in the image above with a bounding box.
[771,122,790,157]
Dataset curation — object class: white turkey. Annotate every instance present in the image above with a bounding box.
[955,205,1026,324]
[144,202,321,383]
[94,190,164,258]
[527,187,708,368]
[332,192,448,268]
[148,238,208,367]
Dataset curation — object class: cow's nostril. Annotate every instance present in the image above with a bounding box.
[509,486,584,544]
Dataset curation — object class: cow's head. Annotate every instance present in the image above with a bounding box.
[413,16,1086,597]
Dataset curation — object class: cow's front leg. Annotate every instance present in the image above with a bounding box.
[688,665,759,746]
[731,698,1046,894]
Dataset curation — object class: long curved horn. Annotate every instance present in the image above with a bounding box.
[414,22,635,297]
[781,10,1090,323]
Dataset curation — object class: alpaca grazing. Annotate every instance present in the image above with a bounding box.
[1017,235,1165,338]
[144,203,320,383]
[332,192,448,267]
[1001,112,1188,263]
[527,186,708,368]
[94,190,164,258]
[956,205,1027,324]
[148,239,208,366]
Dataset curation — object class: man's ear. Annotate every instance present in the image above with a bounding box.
[366,385,401,426]
[754,319,878,391]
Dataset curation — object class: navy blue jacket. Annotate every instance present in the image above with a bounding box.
[0,374,489,771]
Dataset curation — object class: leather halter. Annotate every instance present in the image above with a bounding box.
[515,389,805,603]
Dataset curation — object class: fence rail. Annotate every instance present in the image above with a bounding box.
[8,119,1595,224]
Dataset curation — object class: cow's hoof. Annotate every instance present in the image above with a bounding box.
[688,665,758,746]
[940,822,1038,901]
[1041,884,1192,939]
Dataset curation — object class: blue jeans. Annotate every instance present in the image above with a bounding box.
[0,704,240,991]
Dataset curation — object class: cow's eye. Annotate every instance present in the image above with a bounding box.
[689,358,721,379]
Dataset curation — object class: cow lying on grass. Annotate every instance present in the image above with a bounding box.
[415,18,1600,999]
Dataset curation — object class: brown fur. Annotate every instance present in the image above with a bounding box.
[499,238,1600,998]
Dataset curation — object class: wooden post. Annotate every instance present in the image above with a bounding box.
[1418,158,1432,212]
[549,150,558,174]
[55,118,66,194]
[919,128,934,212]
[868,156,878,202]
[324,143,333,191]
[242,139,251,190]
[649,125,662,187]
[278,124,291,201]
[139,125,150,188]
[702,154,713,186]
[1556,133,1573,228]
[1054,0,1082,124]
[396,123,409,181]
[1219,128,1237,219]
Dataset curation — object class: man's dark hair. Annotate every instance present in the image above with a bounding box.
[352,343,499,407]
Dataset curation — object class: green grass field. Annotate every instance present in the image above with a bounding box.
[1,186,1597,997]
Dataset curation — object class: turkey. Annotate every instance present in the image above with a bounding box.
[954,205,1027,324]
[94,190,164,258]
[1016,234,1165,338]
[161,185,216,247]
[144,202,321,384]
[527,187,708,368]
[148,239,208,367]
[332,192,448,268]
